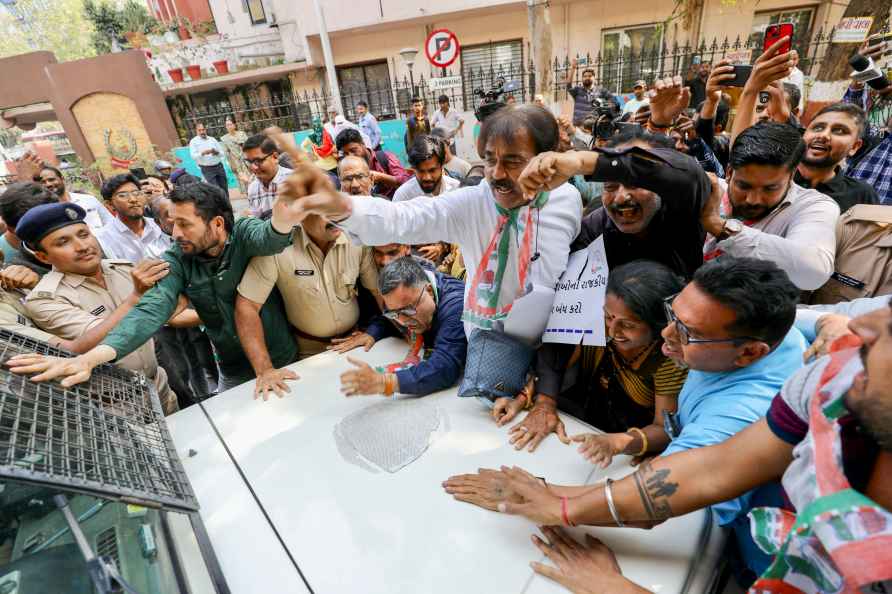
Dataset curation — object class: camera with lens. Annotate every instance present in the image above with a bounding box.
[474,76,520,121]
[591,95,621,140]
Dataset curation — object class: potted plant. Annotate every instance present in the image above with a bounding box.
[184,45,203,80]
[212,49,230,75]
[163,53,185,83]
[163,20,179,44]
[176,16,193,41]
[146,20,166,46]
[194,20,217,39]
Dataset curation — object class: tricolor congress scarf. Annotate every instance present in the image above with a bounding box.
[462,191,550,330]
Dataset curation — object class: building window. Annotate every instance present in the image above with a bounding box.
[601,24,662,94]
[749,7,816,56]
[337,61,396,120]
[460,39,524,110]
[245,0,267,25]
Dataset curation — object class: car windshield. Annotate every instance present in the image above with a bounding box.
[0,481,212,593]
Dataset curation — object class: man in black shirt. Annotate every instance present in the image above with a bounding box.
[568,77,712,280]
[794,103,879,213]
[684,60,710,108]
[570,129,710,279]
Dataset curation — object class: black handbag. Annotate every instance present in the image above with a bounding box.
[458,328,534,402]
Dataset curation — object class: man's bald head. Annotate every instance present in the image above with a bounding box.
[339,155,373,196]
[338,155,368,175]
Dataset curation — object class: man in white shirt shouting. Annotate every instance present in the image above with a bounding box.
[276,104,583,338]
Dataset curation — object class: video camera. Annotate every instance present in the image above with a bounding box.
[591,95,622,140]
[473,76,521,121]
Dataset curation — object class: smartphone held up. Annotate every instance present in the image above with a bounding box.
[764,23,794,55]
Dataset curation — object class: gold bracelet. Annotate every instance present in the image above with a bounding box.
[627,427,648,457]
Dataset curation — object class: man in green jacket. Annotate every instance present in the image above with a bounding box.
[9,179,306,391]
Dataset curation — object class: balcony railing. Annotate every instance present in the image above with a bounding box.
[146,33,293,87]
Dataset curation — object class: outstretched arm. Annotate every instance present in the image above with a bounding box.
[731,38,796,144]
[445,418,794,528]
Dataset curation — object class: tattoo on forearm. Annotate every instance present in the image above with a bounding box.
[632,461,678,521]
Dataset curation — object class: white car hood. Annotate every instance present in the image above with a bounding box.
[167,338,724,594]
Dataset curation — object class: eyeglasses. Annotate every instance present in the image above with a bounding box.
[243,154,274,167]
[382,286,427,320]
[662,293,762,346]
[341,173,370,184]
[113,191,143,199]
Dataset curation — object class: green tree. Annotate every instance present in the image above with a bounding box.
[0,0,96,61]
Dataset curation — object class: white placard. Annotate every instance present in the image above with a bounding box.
[833,17,874,43]
[724,48,752,65]
[542,235,609,346]
[428,76,462,91]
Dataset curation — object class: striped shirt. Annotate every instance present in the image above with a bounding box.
[579,341,687,409]
[246,165,292,217]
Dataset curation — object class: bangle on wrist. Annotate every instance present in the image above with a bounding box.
[561,496,576,527]
[626,427,649,457]
[383,373,396,396]
[605,478,625,527]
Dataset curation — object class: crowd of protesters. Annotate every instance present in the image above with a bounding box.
[1,31,891,594]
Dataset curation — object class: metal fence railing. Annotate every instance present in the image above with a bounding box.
[176,28,850,144]
[554,27,839,97]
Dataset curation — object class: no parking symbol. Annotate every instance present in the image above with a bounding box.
[425,29,460,69]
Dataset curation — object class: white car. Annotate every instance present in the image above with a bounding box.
[167,338,727,594]
[0,334,726,593]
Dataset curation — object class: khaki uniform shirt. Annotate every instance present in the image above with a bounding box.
[24,260,177,414]
[811,204,892,305]
[239,229,379,358]
[0,288,60,345]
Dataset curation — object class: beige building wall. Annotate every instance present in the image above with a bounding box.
[292,0,847,79]
[700,0,847,44]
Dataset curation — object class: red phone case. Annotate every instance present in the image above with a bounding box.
[764,23,794,54]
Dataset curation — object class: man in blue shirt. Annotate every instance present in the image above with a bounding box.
[660,256,804,573]
[356,101,382,150]
[339,256,466,397]
[188,122,229,195]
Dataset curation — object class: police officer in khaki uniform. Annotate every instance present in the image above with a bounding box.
[235,214,380,398]
[16,202,180,414]
[810,204,892,305]
[0,287,60,345]
[0,261,62,344]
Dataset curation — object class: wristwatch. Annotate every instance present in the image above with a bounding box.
[717,218,743,241]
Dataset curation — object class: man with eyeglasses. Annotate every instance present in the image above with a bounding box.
[338,155,382,198]
[235,212,381,398]
[338,256,466,398]
[243,133,293,218]
[658,256,806,572]
[96,173,172,263]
